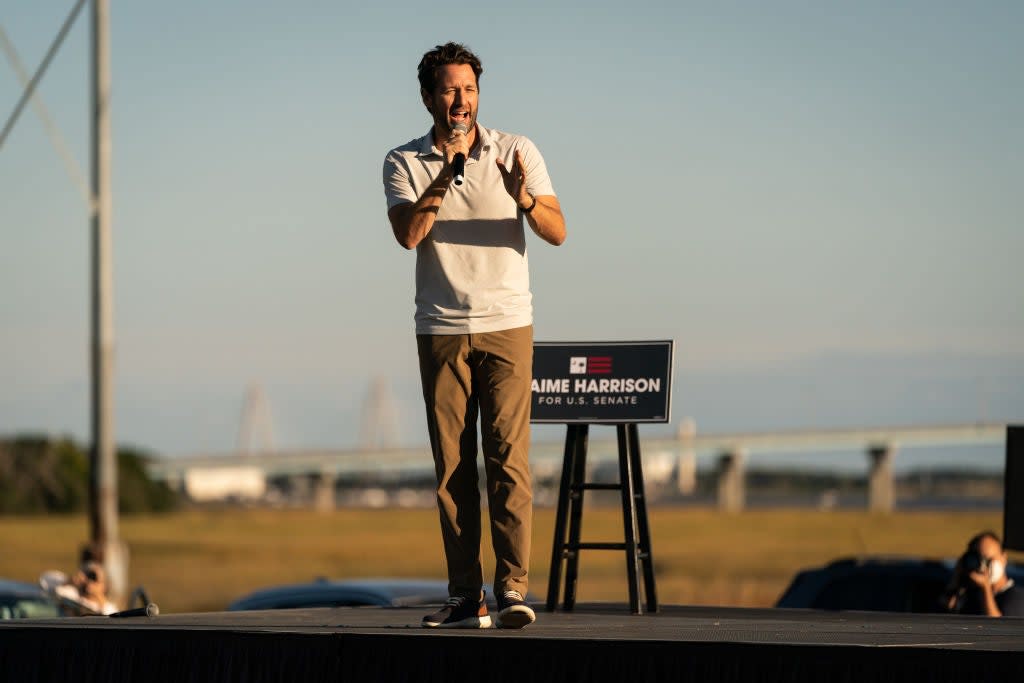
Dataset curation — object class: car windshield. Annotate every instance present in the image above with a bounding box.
[1,595,60,619]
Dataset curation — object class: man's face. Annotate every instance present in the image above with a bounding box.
[422,63,478,137]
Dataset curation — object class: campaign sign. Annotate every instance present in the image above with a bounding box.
[531,341,674,424]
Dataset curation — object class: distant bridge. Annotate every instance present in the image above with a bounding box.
[146,422,1009,511]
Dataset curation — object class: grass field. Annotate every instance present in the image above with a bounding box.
[0,507,1010,613]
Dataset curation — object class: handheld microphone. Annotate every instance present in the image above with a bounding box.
[109,602,160,618]
[451,122,469,186]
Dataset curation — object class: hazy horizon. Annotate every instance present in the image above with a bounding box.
[3,2,1021,457]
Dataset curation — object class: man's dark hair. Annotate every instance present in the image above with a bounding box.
[967,530,1001,552]
[417,42,483,93]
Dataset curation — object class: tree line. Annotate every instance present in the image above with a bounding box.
[0,435,178,514]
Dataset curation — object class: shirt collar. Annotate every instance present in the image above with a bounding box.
[416,124,494,159]
[416,127,437,157]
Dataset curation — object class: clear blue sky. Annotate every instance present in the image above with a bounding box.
[2,1,1022,457]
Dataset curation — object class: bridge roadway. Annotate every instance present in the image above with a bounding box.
[148,422,1006,478]
[146,422,1007,510]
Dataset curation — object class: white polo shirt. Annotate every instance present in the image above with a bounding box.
[383,124,556,335]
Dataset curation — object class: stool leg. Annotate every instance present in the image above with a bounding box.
[617,425,642,614]
[546,425,580,611]
[628,424,658,612]
[563,424,589,609]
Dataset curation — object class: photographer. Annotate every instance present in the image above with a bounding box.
[945,531,1024,617]
[41,560,118,616]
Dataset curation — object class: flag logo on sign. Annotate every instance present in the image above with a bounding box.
[569,356,613,374]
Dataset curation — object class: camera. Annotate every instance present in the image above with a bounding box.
[960,550,991,576]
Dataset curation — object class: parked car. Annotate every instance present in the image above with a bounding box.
[228,577,538,612]
[0,578,61,620]
[228,578,454,611]
[775,556,1024,614]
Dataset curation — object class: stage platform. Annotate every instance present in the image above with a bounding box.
[1,604,1022,682]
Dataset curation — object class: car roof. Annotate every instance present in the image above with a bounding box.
[775,555,1024,611]
[0,578,48,600]
[821,555,1023,577]
[227,578,452,611]
[823,556,952,570]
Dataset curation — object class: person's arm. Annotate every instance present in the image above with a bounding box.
[980,586,1003,617]
[968,571,1003,617]
[521,194,566,246]
[388,170,452,250]
[386,127,470,250]
[497,149,565,247]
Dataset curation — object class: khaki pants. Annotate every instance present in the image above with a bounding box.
[416,325,533,600]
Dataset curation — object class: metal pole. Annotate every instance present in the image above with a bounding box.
[89,0,126,605]
[867,443,896,514]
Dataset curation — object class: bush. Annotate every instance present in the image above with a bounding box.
[117,447,179,514]
[0,435,179,515]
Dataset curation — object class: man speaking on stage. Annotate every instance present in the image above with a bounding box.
[383,42,566,629]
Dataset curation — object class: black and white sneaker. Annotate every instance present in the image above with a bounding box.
[422,595,492,628]
[496,590,535,629]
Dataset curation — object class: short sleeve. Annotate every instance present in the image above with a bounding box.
[512,136,555,198]
[383,151,417,209]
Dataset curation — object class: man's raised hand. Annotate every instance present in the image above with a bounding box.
[496,149,532,209]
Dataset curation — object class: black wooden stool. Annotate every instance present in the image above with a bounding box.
[545,423,658,614]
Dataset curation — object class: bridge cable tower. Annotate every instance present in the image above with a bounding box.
[359,376,400,449]
[238,383,275,456]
